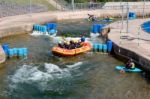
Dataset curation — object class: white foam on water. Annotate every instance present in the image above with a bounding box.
[66,62,83,69]
[31,31,56,37]
[9,63,71,90]
[30,31,45,36]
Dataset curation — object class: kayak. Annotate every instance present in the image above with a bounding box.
[115,66,142,72]
[52,42,92,56]
[102,19,113,22]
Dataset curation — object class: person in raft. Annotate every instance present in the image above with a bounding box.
[125,59,135,69]
[58,41,64,48]
[87,14,95,21]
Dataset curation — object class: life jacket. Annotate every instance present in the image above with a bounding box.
[131,62,135,69]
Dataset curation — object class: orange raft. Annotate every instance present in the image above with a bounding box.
[52,42,92,56]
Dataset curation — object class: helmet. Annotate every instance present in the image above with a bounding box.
[66,41,70,45]
[74,40,78,43]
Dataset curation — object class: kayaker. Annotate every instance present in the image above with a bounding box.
[125,59,135,69]
[87,14,95,22]
[103,16,109,21]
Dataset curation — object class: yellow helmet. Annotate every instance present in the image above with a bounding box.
[66,41,70,45]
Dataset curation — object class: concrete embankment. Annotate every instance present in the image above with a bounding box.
[0,45,6,64]
[108,18,150,72]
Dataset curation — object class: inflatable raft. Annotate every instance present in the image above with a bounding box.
[115,66,142,73]
[52,42,92,56]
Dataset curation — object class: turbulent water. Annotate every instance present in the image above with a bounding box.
[0,20,150,99]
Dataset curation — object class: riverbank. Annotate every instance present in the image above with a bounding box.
[108,18,150,72]
[0,46,6,64]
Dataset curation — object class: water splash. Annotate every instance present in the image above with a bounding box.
[31,31,56,37]
[8,63,71,90]
[66,62,83,69]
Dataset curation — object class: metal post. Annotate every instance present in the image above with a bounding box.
[71,0,74,10]
[121,5,124,29]
[29,0,32,14]
[126,1,129,34]
[138,26,140,46]
[142,0,145,19]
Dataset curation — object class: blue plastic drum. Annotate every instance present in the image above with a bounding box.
[103,44,107,53]
[2,44,9,55]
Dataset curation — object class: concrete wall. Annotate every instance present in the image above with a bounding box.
[0,46,6,64]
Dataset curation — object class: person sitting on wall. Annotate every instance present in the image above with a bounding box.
[87,14,95,22]
[125,59,135,69]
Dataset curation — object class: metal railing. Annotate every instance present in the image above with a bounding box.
[1,0,150,18]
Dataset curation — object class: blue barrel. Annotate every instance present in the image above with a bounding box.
[97,44,103,52]
[39,26,42,32]
[22,48,28,57]
[13,48,18,56]
[93,44,98,51]
[107,40,113,53]
[41,26,44,33]
[46,23,53,30]
[92,24,98,33]
[42,26,47,33]
[8,49,14,57]
[2,44,9,55]
[49,29,56,35]
[17,48,24,57]
[37,25,40,31]
[52,23,57,30]
[92,24,106,33]
[102,44,107,53]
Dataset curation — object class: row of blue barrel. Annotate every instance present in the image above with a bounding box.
[93,40,113,53]
[33,24,47,33]
[128,12,136,20]
[2,44,28,57]
[91,24,106,33]
[33,23,57,35]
